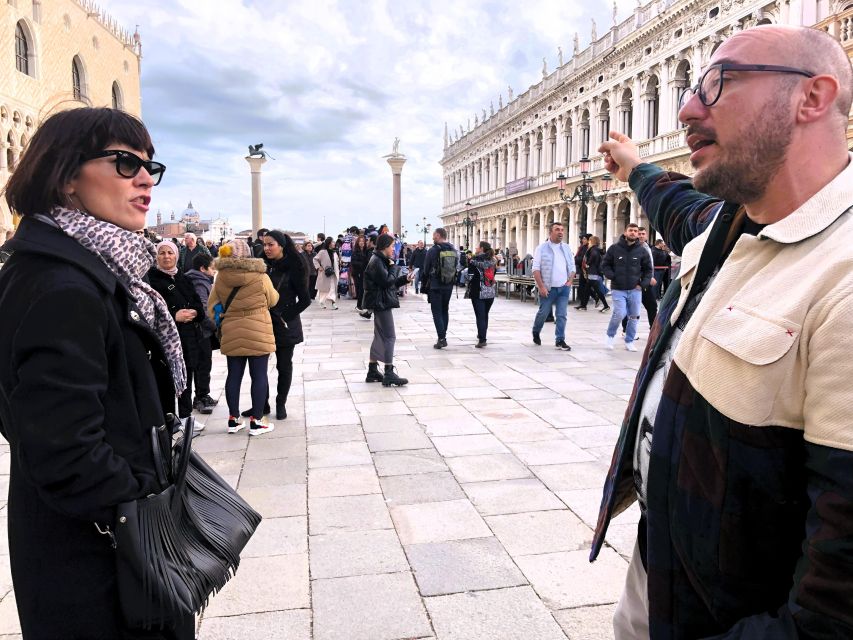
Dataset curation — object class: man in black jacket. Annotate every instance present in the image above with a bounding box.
[602,222,652,351]
[422,227,458,349]
[409,240,427,294]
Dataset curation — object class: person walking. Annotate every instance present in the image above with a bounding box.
[185,253,219,414]
[585,236,610,312]
[651,238,671,299]
[601,223,652,352]
[0,106,194,638]
[209,239,279,435]
[422,227,458,349]
[262,230,310,420]
[350,234,371,316]
[148,240,208,431]
[574,233,592,310]
[410,240,427,294]
[592,26,853,640]
[303,240,318,299]
[313,236,340,309]
[467,241,497,347]
[362,234,414,386]
[531,222,575,350]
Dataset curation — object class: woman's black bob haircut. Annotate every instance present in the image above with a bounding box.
[375,233,395,252]
[5,107,155,217]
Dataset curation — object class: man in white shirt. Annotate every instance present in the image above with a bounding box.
[531,222,575,350]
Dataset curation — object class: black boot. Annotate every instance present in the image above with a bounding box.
[382,365,408,387]
[276,396,287,420]
[242,402,270,418]
[365,362,384,383]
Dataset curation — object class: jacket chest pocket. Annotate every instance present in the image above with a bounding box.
[695,304,800,424]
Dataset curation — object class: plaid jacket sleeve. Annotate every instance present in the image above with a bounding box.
[628,163,724,256]
[705,442,853,639]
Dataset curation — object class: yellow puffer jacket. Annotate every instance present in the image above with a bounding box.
[208,256,279,356]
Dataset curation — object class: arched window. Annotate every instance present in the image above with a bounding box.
[580,109,591,157]
[673,61,692,128]
[620,88,634,137]
[15,23,29,75]
[111,81,123,110]
[598,100,611,147]
[549,125,557,171]
[72,57,83,100]
[564,117,573,165]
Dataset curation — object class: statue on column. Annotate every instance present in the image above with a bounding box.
[490,101,495,116]
[557,46,563,66]
[499,94,503,109]
[508,85,513,100]
[542,57,548,78]
[391,137,401,156]
[482,107,487,121]
[591,18,597,42]
[613,1,618,25]
[573,32,580,54]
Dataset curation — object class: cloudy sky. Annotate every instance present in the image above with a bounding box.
[99,0,637,238]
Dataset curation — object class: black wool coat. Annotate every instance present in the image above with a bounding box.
[266,254,311,347]
[147,268,206,368]
[0,216,192,639]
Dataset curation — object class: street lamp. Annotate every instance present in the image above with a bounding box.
[415,217,432,244]
[456,202,479,250]
[556,157,613,236]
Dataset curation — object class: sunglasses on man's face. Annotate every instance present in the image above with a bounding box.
[86,149,166,185]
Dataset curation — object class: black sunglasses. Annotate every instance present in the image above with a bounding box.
[85,149,166,185]
[679,63,816,110]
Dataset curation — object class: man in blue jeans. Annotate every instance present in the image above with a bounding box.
[532,222,575,350]
[423,227,459,349]
[601,222,653,351]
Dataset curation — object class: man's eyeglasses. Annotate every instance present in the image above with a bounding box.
[85,149,166,186]
[679,63,815,110]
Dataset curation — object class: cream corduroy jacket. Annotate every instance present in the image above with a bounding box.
[672,154,853,450]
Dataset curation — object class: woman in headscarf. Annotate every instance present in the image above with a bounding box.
[0,107,194,638]
[147,239,207,430]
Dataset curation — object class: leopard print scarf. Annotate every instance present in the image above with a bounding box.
[50,207,187,395]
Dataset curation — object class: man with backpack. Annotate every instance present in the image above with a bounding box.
[422,227,459,349]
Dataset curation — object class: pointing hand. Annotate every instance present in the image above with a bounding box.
[598,131,641,183]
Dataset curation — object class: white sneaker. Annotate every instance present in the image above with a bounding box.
[625,341,638,352]
[180,416,205,432]
[605,335,615,350]
[331,303,339,310]
[227,417,245,434]
[249,417,276,436]
[319,303,327,309]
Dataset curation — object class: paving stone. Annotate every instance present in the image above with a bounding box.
[406,537,527,596]
[238,458,306,488]
[365,428,433,452]
[306,424,365,444]
[238,484,306,518]
[308,442,372,468]
[562,424,621,449]
[554,604,619,640]
[603,522,640,560]
[308,465,381,498]
[445,453,533,483]
[391,499,492,545]
[380,471,466,505]
[355,401,411,417]
[425,586,567,640]
[505,387,561,401]
[310,529,409,579]
[373,449,448,476]
[507,439,596,465]
[485,421,565,443]
[201,607,312,639]
[530,463,610,494]
[313,573,432,640]
[241,516,307,557]
[306,411,362,428]
[462,479,565,516]
[309,494,393,534]
[521,398,612,428]
[204,554,309,617]
[514,548,627,609]
[199,450,245,477]
[402,393,461,408]
[449,386,508,400]
[432,434,509,457]
[361,414,421,433]
[193,433,248,454]
[557,488,641,528]
[485,510,593,556]
[245,436,306,460]
[422,418,489,436]
[0,593,20,635]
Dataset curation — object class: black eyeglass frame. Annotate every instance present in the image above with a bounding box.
[679,63,816,110]
[84,149,166,185]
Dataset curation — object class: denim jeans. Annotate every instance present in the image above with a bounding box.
[607,289,642,342]
[532,285,570,341]
[471,297,494,341]
[429,288,453,339]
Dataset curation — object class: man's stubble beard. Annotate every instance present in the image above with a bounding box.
[692,94,794,203]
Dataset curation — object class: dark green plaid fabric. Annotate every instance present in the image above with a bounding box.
[592,164,853,639]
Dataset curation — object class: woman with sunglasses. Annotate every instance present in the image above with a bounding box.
[0,108,193,638]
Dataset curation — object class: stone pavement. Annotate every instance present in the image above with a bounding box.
[0,288,646,640]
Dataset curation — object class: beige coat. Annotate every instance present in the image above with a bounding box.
[208,256,279,356]
[312,248,339,294]
[672,154,853,450]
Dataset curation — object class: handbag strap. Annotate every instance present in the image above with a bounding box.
[222,286,241,313]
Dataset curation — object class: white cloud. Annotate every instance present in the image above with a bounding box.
[98,0,621,237]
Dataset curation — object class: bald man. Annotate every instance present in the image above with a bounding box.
[591,25,853,639]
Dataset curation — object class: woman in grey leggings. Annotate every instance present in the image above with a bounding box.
[362,233,413,386]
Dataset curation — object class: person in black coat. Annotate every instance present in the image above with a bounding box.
[362,234,413,387]
[0,107,194,638]
[148,240,207,430]
[350,234,370,314]
[261,230,311,420]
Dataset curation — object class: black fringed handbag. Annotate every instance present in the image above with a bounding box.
[109,416,261,629]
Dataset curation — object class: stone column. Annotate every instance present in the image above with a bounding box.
[606,196,616,247]
[387,155,407,236]
[245,155,267,236]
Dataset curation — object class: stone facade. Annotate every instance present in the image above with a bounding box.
[816,4,853,145]
[0,0,142,235]
[440,0,848,256]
